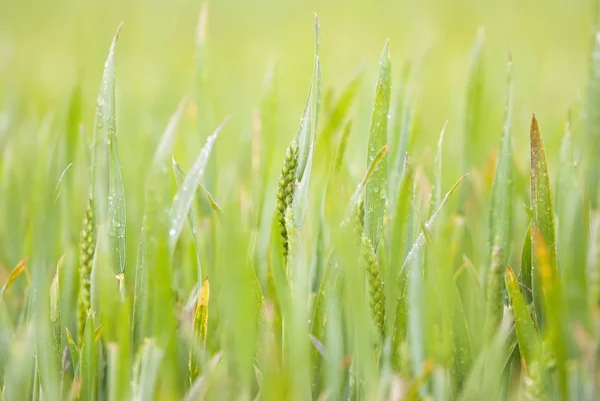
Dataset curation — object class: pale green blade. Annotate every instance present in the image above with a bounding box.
[364,40,391,250]
[173,157,203,281]
[583,15,600,208]
[484,57,514,341]
[529,115,557,329]
[556,123,591,332]
[505,266,540,369]
[168,117,229,252]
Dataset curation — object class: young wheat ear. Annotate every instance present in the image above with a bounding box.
[361,233,385,338]
[78,197,96,344]
[276,139,298,262]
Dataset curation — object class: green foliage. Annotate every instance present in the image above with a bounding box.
[1,7,600,401]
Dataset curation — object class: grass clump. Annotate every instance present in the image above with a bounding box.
[2,5,600,401]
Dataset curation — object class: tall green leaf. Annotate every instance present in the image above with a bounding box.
[364,40,391,250]
[583,16,600,208]
[556,123,590,332]
[463,28,485,171]
[92,23,122,225]
[168,117,228,252]
[173,158,203,282]
[506,266,540,370]
[484,57,513,341]
[529,115,557,329]
[80,314,98,401]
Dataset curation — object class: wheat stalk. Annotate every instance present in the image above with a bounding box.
[276,139,298,262]
[77,197,96,344]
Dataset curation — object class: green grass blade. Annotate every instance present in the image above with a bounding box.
[0,258,27,301]
[199,184,223,219]
[556,123,591,332]
[133,340,164,401]
[53,162,74,205]
[168,117,229,252]
[333,120,352,174]
[133,99,187,341]
[488,56,514,266]
[387,155,413,337]
[173,157,203,281]
[2,328,35,401]
[364,40,391,250]
[431,121,448,212]
[401,173,469,273]
[532,229,568,400]
[519,224,533,304]
[342,144,388,225]
[583,18,600,208]
[80,314,98,401]
[319,71,362,146]
[484,57,514,341]
[151,99,187,175]
[505,266,540,370]
[108,120,127,276]
[50,256,62,365]
[92,23,122,221]
[463,28,485,171]
[66,83,82,167]
[529,115,557,329]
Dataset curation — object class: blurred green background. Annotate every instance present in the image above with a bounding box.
[0,0,592,142]
[0,0,595,264]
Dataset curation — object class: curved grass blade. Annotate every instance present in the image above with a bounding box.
[133,99,187,340]
[133,340,164,401]
[342,144,388,225]
[387,155,413,337]
[92,23,122,218]
[484,57,514,341]
[364,40,391,250]
[519,224,533,304]
[505,266,540,370]
[65,328,79,371]
[151,99,187,173]
[0,257,28,301]
[168,117,228,252]
[401,173,469,274]
[290,14,322,231]
[200,184,223,219]
[183,352,222,401]
[173,157,202,281]
[532,230,567,399]
[80,314,98,401]
[53,162,74,205]
[583,21,600,208]
[463,28,485,172]
[333,119,352,174]
[430,121,448,212]
[50,256,63,365]
[529,115,557,329]
[488,55,514,268]
[108,124,126,276]
[556,124,590,331]
[2,328,35,401]
[319,71,362,145]
[189,278,210,383]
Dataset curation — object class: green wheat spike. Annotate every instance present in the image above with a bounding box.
[77,197,96,344]
[361,233,385,338]
[276,139,298,262]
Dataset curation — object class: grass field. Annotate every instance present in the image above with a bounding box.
[1,0,600,399]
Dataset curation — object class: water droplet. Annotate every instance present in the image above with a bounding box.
[380,189,387,199]
[169,228,176,236]
[373,186,379,193]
